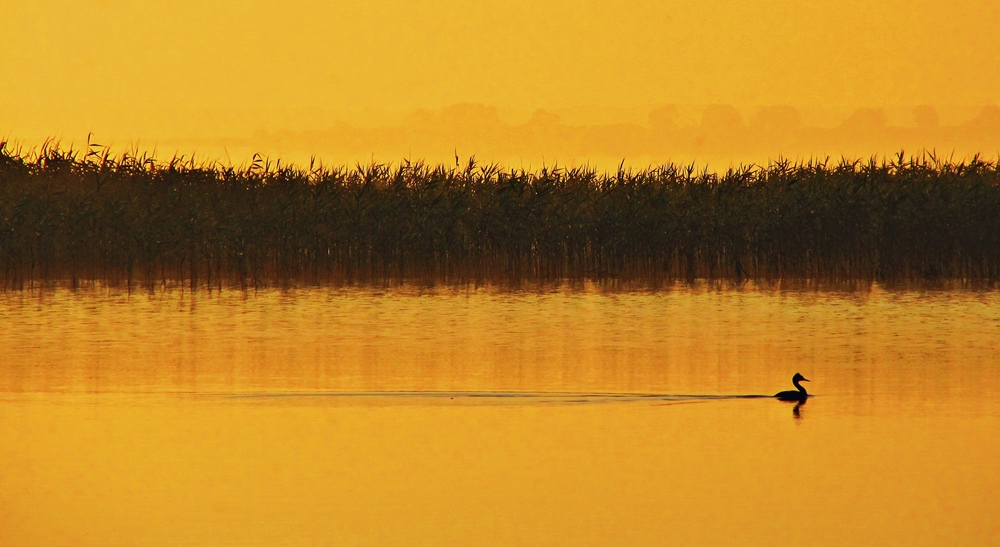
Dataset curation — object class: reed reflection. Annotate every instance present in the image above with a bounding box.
[0,285,998,415]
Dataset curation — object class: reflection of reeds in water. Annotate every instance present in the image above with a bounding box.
[2,141,999,289]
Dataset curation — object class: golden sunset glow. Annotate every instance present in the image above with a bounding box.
[3,0,999,166]
[4,6,1000,545]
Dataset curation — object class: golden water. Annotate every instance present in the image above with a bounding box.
[1,284,998,545]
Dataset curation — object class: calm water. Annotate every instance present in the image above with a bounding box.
[1,284,998,546]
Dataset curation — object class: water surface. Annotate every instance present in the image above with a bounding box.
[1,284,998,545]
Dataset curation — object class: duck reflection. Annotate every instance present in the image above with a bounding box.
[792,398,806,419]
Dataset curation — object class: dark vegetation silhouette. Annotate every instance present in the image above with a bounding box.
[2,141,1000,290]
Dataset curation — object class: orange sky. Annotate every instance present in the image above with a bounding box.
[2,0,999,167]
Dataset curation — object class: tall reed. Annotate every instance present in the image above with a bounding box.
[1,142,998,289]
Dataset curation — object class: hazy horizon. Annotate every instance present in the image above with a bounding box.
[4,102,998,170]
[4,0,1000,168]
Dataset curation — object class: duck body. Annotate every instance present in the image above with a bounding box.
[775,373,810,401]
[774,389,808,401]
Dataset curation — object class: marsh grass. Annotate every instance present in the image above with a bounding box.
[1,141,999,290]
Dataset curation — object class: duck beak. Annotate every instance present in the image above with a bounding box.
[802,377,810,382]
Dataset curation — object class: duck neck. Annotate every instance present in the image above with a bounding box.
[793,378,808,396]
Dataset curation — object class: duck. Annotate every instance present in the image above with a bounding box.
[774,373,810,401]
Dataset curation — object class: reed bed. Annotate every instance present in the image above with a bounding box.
[1,141,999,289]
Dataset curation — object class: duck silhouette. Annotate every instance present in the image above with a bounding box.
[775,373,810,401]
